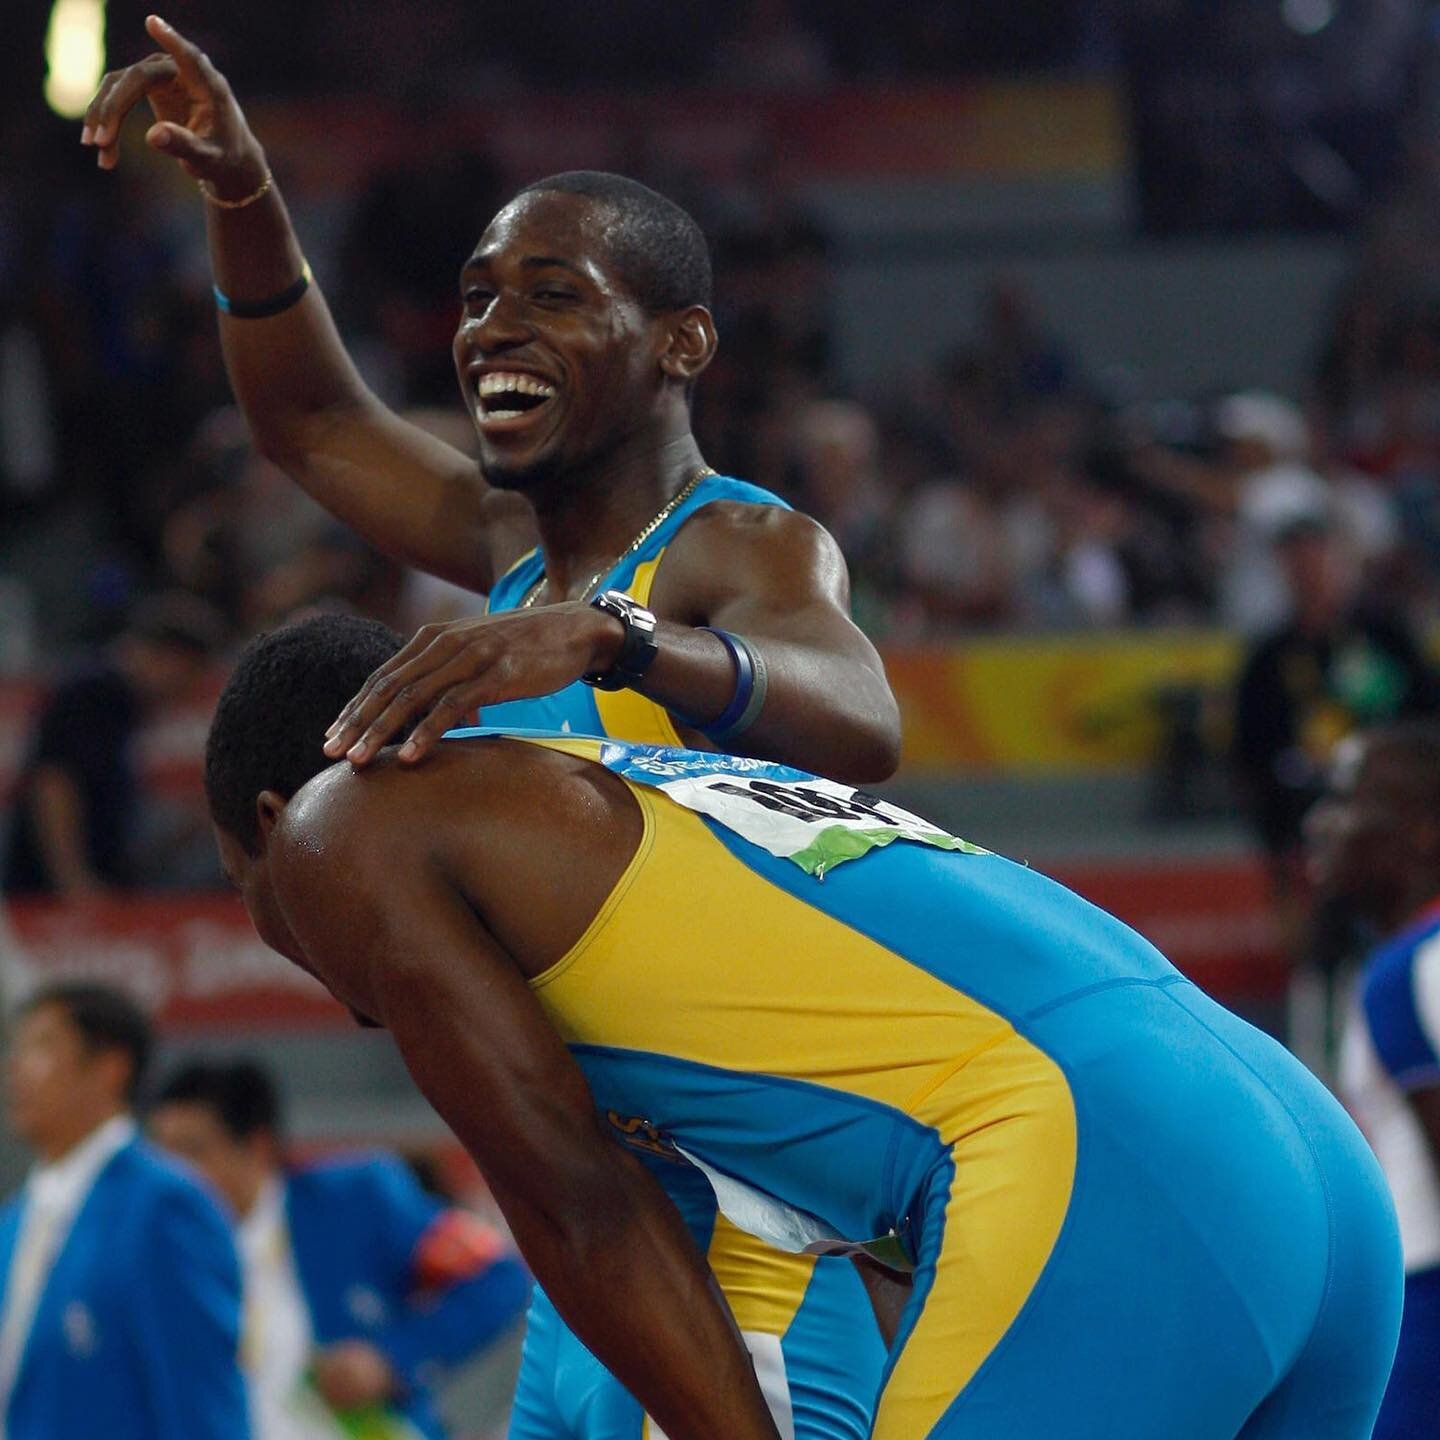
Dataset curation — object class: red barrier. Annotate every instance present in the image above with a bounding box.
[4,894,346,1028]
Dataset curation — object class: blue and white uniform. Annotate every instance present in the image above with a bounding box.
[1341,903,1440,1440]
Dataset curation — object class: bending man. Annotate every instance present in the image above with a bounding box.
[206,614,1404,1440]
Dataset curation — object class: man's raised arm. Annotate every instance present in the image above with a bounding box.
[83,15,520,593]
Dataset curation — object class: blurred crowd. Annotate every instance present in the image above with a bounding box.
[7,1,1440,900]
[11,168,1440,657]
[13,130,1440,657]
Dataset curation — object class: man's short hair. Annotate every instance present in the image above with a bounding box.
[19,982,152,1103]
[205,614,404,854]
[153,1059,281,1142]
[513,171,712,313]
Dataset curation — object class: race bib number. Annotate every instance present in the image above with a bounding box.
[600,745,986,878]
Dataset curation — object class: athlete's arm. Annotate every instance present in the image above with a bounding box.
[646,503,902,780]
[269,779,781,1440]
[326,505,902,783]
[82,16,527,593]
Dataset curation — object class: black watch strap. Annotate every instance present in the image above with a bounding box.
[582,590,660,691]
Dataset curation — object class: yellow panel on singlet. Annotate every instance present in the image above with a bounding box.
[592,556,687,748]
[519,734,1076,1435]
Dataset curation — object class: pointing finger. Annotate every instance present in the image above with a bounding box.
[145,15,209,91]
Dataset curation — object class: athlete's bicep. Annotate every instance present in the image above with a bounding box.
[655,505,900,780]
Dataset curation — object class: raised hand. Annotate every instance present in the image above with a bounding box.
[81,14,266,200]
[323,605,627,767]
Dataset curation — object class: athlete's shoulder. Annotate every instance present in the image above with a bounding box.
[273,752,478,892]
[665,497,846,585]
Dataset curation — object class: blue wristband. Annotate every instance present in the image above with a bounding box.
[697,629,754,738]
[673,628,767,744]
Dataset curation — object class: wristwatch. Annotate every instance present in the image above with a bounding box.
[581,590,660,691]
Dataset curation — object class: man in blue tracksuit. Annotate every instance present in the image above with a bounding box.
[0,981,249,1440]
[151,1057,529,1439]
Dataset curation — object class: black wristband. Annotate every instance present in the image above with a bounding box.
[213,259,312,320]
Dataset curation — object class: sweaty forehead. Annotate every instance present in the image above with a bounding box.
[470,191,625,287]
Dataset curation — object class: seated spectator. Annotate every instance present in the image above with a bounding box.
[2,593,223,900]
[150,1059,529,1440]
[0,982,247,1440]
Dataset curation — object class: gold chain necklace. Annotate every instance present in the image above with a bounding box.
[518,465,716,608]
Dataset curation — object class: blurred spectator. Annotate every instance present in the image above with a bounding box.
[791,399,899,625]
[1214,390,1334,632]
[150,1059,529,1440]
[1314,725,1440,1440]
[2,594,224,900]
[0,982,247,1440]
[976,280,1074,414]
[1232,514,1440,898]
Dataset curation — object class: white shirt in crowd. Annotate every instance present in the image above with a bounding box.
[237,1177,347,1440]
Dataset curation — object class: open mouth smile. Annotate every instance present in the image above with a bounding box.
[474,371,558,431]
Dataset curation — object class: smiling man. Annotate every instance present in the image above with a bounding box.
[207,614,1404,1440]
[82,16,899,783]
[86,16,899,1437]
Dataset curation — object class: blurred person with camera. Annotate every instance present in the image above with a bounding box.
[151,1058,528,1440]
[1233,512,1440,912]
[0,982,248,1439]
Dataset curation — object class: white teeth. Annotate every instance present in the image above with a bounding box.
[476,372,556,399]
[486,409,525,421]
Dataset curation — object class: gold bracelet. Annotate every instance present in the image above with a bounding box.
[198,170,273,210]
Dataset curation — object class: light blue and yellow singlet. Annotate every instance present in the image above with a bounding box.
[453,728,1403,1440]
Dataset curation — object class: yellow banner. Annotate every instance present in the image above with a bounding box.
[884,631,1242,772]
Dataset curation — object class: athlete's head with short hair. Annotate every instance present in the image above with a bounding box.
[205,613,405,857]
[512,171,712,314]
[1307,722,1440,928]
[205,614,405,1016]
[454,170,718,491]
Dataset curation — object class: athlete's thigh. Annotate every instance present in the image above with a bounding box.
[1231,1092,1404,1439]
[508,1251,883,1440]
[870,1038,1078,1440]
[705,1215,884,1439]
[506,1287,648,1440]
[881,992,1348,1439]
